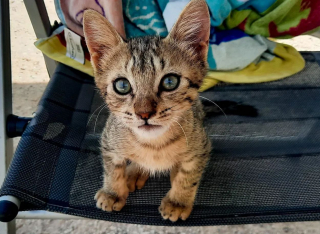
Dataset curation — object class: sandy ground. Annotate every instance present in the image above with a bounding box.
[8,0,320,233]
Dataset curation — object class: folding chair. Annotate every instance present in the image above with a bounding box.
[1,1,320,234]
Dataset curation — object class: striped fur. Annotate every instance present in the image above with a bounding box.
[84,0,211,222]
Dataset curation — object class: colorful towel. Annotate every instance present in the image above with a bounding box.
[37,0,320,91]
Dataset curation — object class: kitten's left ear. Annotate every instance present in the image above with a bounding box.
[83,9,124,69]
[167,0,210,61]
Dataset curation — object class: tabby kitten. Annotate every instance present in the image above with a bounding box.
[83,0,211,222]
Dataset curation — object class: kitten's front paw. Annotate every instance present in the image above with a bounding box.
[94,189,128,212]
[159,196,193,222]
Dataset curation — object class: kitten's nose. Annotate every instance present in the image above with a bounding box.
[136,111,155,120]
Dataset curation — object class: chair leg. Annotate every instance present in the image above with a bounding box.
[0,0,16,233]
[23,0,57,78]
[0,221,16,234]
[0,0,13,181]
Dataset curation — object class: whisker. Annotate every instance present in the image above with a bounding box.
[168,125,175,138]
[199,96,227,118]
[173,116,192,125]
[87,103,106,126]
[173,120,188,147]
[94,105,107,134]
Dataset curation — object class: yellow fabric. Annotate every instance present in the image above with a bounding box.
[35,35,94,77]
[199,43,305,92]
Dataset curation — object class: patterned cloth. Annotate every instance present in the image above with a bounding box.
[36,0,319,91]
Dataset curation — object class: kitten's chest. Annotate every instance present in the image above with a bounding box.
[127,139,188,172]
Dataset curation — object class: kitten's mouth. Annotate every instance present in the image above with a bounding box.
[138,124,162,131]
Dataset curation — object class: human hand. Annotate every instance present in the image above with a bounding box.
[104,0,126,39]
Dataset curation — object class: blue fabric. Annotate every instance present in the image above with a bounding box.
[123,0,168,37]
[207,46,217,69]
[55,0,67,26]
[157,0,170,13]
[124,0,277,37]
[228,0,248,9]
[211,29,249,45]
[237,0,277,13]
[122,0,280,71]
[206,0,232,26]
[209,26,216,44]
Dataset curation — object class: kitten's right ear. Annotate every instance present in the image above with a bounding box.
[83,10,124,69]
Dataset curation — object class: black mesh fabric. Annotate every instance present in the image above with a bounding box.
[1,52,320,226]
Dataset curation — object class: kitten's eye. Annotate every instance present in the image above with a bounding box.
[161,75,180,91]
[113,78,131,95]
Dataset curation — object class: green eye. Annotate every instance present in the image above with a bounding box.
[161,75,180,91]
[113,78,131,95]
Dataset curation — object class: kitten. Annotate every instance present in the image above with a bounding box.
[83,0,211,222]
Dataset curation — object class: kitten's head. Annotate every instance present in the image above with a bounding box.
[83,0,210,139]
